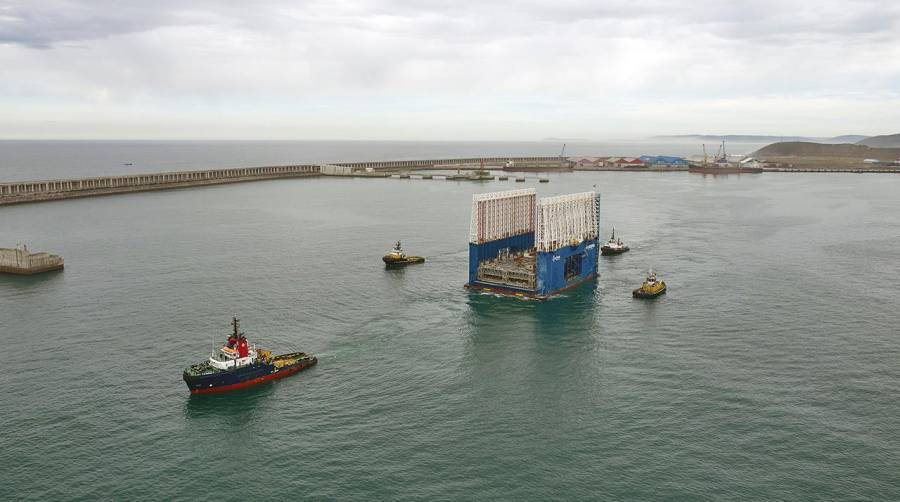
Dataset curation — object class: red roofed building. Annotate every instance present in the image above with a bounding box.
[615,157,646,168]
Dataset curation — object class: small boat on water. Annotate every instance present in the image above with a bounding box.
[633,270,667,298]
[183,317,316,394]
[600,227,630,255]
[382,241,425,268]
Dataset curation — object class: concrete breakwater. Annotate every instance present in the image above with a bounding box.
[337,156,566,171]
[763,167,900,173]
[0,165,319,206]
[0,156,568,206]
[0,246,64,274]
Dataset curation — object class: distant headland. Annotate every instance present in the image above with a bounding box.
[653,134,871,144]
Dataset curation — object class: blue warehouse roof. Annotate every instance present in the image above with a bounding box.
[639,155,688,165]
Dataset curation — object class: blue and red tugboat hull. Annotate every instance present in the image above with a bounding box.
[183,357,317,394]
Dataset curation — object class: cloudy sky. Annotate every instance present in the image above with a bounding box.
[1,0,899,140]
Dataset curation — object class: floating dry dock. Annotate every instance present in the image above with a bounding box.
[466,188,600,299]
[0,246,64,275]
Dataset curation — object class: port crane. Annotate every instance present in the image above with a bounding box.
[701,141,727,165]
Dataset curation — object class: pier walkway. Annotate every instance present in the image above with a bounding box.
[763,167,900,173]
[0,165,318,206]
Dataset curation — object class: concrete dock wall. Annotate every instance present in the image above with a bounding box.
[338,156,567,170]
[0,165,319,205]
[0,248,64,274]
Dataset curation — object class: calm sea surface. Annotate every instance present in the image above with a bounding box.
[1,142,899,500]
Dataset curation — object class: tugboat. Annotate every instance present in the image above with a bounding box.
[182,317,317,394]
[632,270,667,298]
[382,241,426,268]
[600,228,630,255]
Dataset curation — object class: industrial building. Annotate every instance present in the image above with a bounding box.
[638,155,689,166]
[466,188,600,299]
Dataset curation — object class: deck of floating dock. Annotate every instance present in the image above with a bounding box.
[476,250,537,290]
[0,247,64,275]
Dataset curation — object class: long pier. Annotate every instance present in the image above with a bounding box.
[337,156,565,170]
[0,164,319,206]
[0,156,567,206]
[763,167,900,173]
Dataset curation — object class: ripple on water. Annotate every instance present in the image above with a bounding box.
[2,170,900,500]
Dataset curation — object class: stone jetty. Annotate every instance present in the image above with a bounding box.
[0,245,64,275]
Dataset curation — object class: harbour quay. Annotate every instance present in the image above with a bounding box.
[338,156,566,171]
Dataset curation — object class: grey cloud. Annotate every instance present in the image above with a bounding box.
[2,0,900,139]
[0,0,182,48]
[3,0,898,49]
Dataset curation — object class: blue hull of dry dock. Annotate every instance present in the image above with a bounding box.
[467,235,599,299]
[535,238,599,296]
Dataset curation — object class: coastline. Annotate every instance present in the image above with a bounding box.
[3,155,899,207]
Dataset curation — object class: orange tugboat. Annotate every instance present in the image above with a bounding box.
[633,270,667,298]
[382,241,425,268]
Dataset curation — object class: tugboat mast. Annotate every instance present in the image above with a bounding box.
[231,316,241,338]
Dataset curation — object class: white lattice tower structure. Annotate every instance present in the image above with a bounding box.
[469,188,537,244]
[535,191,599,252]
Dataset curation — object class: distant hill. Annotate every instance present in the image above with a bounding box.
[755,141,900,160]
[542,137,589,142]
[655,134,869,144]
[856,133,900,148]
[830,135,871,143]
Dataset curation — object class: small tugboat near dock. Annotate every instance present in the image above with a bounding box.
[183,317,316,394]
[600,227,630,255]
[633,270,667,298]
[382,241,425,268]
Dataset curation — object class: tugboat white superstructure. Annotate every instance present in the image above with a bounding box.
[600,227,630,255]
